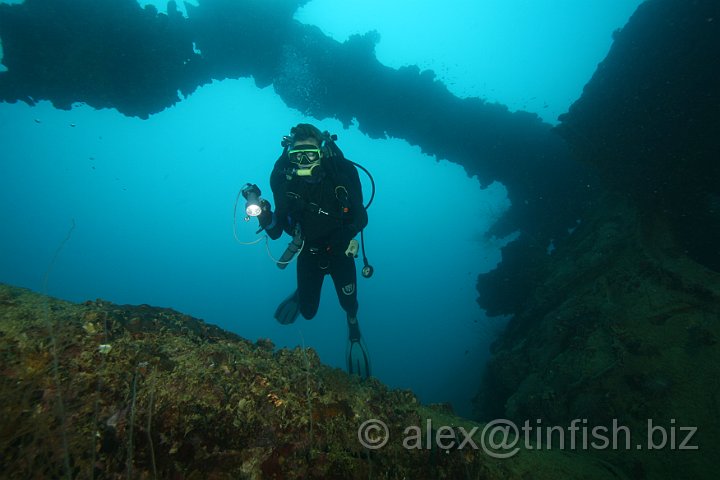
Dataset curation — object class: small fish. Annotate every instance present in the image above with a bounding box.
[70,123,76,127]
[34,119,41,124]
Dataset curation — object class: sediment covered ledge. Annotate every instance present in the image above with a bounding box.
[0,283,617,479]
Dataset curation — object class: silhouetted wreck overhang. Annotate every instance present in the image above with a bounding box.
[0,0,594,258]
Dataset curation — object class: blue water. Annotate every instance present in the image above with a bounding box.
[0,0,642,417]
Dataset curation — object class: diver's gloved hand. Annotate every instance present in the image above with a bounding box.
[257,199,274,229]
[328,225,357,255]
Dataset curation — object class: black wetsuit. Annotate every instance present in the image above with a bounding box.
[264,152,368,320]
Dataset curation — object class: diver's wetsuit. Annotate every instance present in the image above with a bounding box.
[264,151,368,320]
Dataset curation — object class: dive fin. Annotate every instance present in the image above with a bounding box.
[274,290,300,325]
[346,315,371,379]
[346,339,371,379]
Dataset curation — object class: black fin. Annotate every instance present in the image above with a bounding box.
[346,339,371,379]
[274,290,300,325]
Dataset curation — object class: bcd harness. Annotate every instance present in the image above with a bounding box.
[281,165,374,278]
[278,131,375,278]
[283,175,354,229]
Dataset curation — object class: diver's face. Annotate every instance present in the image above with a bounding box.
[289,138,322,166]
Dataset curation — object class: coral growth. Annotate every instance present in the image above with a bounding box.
[475,196,720,479]
[1,283,616,479]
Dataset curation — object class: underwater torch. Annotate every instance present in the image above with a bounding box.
[241,183,262,217]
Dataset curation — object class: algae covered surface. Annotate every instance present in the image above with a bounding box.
[476,195,720,479]
[1,283,619,479]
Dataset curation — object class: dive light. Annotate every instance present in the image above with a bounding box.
[241,183,262,217]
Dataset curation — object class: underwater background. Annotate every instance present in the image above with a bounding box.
[0,0,641,419]
[2,1,719,478]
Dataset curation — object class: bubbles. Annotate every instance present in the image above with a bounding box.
[274,44,323,116]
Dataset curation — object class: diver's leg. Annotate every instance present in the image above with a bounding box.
[297,251,325,320]
[332,255,370,377]
[330,254,359,319]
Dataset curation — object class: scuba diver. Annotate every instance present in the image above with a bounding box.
[245,123,372,379]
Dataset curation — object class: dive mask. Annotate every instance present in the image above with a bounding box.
[288,145,321,166]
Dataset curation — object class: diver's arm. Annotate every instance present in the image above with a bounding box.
[346,162,368,232]
[326,162,366,256]
[261,208,284,240]
[262,164,290,240]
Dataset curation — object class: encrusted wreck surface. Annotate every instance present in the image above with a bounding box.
[0,283,617,479]
[556,0,720,273]
[476,195,720,479]
[475,1,720,478]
